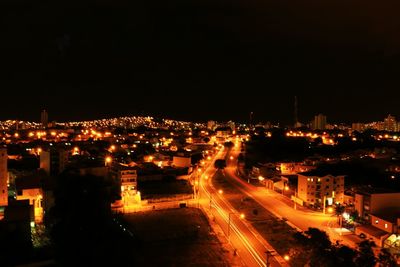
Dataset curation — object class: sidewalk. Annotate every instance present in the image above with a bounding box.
[201,205,245,267]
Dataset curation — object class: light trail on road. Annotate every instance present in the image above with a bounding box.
[198,147,284,267]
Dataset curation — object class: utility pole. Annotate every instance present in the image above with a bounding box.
[228,212,232,242]
[266,251,273,267]
[323,196,327,214]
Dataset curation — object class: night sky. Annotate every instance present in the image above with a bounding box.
[2,0,400,124]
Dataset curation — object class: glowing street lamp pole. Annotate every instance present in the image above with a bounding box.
[266,250,274,267]
[228,212,233,241]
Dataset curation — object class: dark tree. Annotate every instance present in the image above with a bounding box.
[293,228,333,266]
[49,173,130,266]
[378,248,397,267]
[214,159,227,169]
[334,203,346,217]
[355,240,376,267]
[224,141,234,148]
[334,244,357,267]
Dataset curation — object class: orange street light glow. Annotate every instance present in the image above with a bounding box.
[284,255,290,261]
[218,189,223,194]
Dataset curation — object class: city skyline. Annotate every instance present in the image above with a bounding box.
[2,0,400,265]
[0,97,400,126]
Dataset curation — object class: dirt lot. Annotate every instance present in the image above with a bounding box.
[122,208,232,267]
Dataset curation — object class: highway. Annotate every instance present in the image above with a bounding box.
[197,147,288,267]
[224,139,362,249]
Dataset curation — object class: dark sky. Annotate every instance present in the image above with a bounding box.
[2,0,400,124]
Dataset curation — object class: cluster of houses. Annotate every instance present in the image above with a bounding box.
[245,159,400,257]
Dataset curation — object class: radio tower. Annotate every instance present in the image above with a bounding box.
[294,96,298,128]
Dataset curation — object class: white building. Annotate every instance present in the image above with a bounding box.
[298,172,345,207]
[111,164,139,208]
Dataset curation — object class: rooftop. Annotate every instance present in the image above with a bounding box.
[299,169,345,177]
[357,225,389,239]
[372,208,400,223]
[15,173,42,190]
[355,186,399,195]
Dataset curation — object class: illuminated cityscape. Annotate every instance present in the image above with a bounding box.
[0,111,399,266]
[2,0,400,266]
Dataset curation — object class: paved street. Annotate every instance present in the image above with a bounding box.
[198,148,288,267]
[224,140,362,249]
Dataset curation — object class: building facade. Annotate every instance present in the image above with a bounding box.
[297,173,345,207]
[352,122,365,132]
[312,114,327,130]
[40,148,68,176]
[354,189,400,222]
[41,109,48,128]
[110,164,139,208]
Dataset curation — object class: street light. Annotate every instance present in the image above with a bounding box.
[265,250,275,267]
[105,156,112,166]
[284,254,290,261]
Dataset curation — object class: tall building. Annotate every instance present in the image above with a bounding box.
[227,121,235,132]
[312,114,327,130]
[0,148,8,207]
[207,121,216,130]
[352,123,365,132]
[297,172,345,207]
[40,148,68,176]
[41,109,48,128]
[110,164,138,207]
[354,188,400,221]
[384,115,397,132]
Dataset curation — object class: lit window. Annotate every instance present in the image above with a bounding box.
[385,223,388,229]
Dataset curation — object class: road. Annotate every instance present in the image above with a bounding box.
[224,139,362,249]
[198,147,288,267]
